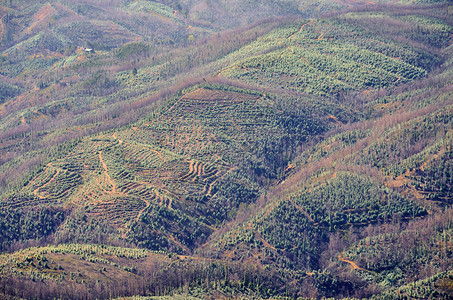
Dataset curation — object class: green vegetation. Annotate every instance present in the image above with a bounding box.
[128,1,176,20]
[0,206,65,250]
[0,0,452,299]
[218,8,449,97]
[0,79,21,104]
[0,243,286,299]
[292,172,425,228]
[1,85,340,253]
[375,270,453,299]
[341,208,453,298]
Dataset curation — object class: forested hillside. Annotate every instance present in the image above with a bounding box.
[0,0,452,299]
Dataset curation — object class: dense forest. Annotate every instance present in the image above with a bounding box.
[0,0,452,299]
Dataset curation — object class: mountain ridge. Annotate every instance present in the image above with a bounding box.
[0,1,452,299]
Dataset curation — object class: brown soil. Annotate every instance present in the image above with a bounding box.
[167,232,191,254]
[135,198,150,222]
[288,198,315,223]
[338,253,375,274]
[385,147,446,201]
[206,167,235,196]
[33,164,59,199]
[246,223,278,254]
[25,3,58,35]
[288,20,314,39]
[98,151,116,193]
[338,253,361,270]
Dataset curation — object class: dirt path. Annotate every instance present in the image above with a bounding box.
[154,190,164,207]
[288,198,315,223]
[33,165,59,199]
[181,160,197,180]
[112,132,123,145]
[206,171,222,195]
[337,253,374,274]
[420,148,445,172]
[188,159,195,173]
[135,198,150,222]
[385,147,446,201]
[0,11,6,43]
[177,254,214,261]
[192,161,199,181]
[150,148,167,162]
[254,230,277,252]
[122,138,168,162]
[289,20,314,39]
[206,167,236,196]
[246,223,278,253]
[167,233,191,254]
[260,200,280,221]
[300,56,314,68]
[98,151,116,193]
[199,162,204,177]
[338,253,361,270]
[280,47,295,58]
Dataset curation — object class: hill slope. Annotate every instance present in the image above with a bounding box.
[0,1,452,299]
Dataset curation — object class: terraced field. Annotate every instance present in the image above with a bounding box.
[1,2,452,298]
[2,85,339,252]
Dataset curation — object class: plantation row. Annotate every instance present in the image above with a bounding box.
[6,86,302,250]
[218,9,449,97]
